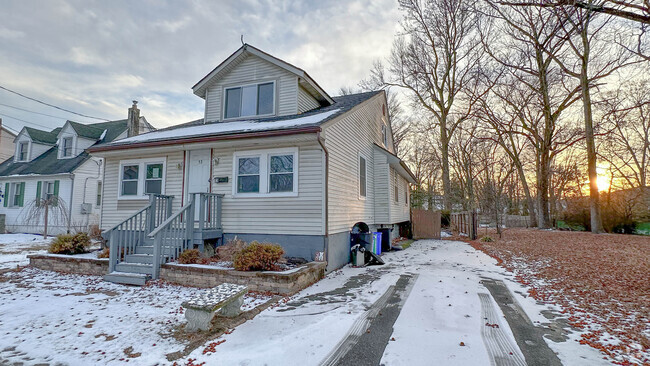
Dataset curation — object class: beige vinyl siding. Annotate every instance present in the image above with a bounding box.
[100,151,184,230]
[211,141,324,235]
[297,86,320,114]
[389,168,410,223]
[322,93,390,234]
[204,55,299,122]
[373,148,390,223]
[0,128,16,162]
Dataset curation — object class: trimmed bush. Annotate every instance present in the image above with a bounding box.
[178,249,201,264]
[233,241,285,271]
[216,237,247,261]
[48,232,91,255]
[97,247,110,259]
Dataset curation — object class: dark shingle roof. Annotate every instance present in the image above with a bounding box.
[24,127,57,145]
[94,91,382,150]
[0,118,133,176]
[0,147,90,176]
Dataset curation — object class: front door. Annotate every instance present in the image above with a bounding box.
[187,149,211,219]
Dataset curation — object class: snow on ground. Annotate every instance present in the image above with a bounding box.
[0,234,51,269]
[0,238,612,365]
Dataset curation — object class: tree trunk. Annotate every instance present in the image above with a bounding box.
[441,121,452,211]
[43,203,49,239]
[537,150,552,228]
[581,22,604,233]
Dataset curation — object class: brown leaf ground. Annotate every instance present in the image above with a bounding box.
[461,228,649,365]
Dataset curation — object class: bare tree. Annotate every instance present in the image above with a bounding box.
[24,196,69,239]
[369,0,484,211]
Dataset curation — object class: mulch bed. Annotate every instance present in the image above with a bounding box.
[459,228,649,365]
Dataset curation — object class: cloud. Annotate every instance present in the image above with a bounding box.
[0,0,400,129]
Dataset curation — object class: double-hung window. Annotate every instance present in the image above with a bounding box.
[224,82,275,119]
[233,148,297,196]
[119,159,166,199]
[382,125,388,147]
[17,142,28,161]
[43,181,55,200]
[61,137,73,157]
[394,172,399,203]
[11,182,24,207]
[359,156,367,198]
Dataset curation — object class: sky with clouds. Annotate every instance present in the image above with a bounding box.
[0,0,402,133]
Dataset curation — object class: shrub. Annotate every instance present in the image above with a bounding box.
[48,232,91,254]
[233,241,285,271]
[88,225,103,240]
[480,236,494,242]
[97,247,110,259]
[216,237,247,261]
[178,249,201,264]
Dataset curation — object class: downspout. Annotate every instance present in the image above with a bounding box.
[67,173,75,233]
[82,159,102,228]
[317,131,329,261]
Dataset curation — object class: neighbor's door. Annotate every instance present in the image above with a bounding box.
[186,149,211,219]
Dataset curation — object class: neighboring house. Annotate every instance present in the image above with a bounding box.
[0,102,154,235]
[90,44,416,284]
[0,119,18,163]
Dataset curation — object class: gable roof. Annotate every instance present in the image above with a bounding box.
[192,44,334,106]
[0,117,145,177]
[91,91,381,152]
[23,127,58,145]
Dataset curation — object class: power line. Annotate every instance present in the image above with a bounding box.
[0,112,63,131]
[0,85,110,121]
[0,102,77,120]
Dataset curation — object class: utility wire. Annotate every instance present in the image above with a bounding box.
[0,85,110,121]
[0,102,79,121]
[0,112,63,131]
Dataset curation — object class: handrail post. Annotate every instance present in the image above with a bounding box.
[109,229,117,273]
[199,193,206,232]
[216,194,222,229]
[146,194,156,234]
[186,194,196,250]
[152,233,161,279]
[166,196,173,219]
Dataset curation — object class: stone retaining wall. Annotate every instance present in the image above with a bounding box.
[28,254,109,276]
[160,262,327,295]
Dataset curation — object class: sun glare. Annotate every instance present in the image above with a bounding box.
[596,175,611,192]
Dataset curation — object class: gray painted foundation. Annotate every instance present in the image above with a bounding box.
[223,233,325,263]
[325,231,351,272]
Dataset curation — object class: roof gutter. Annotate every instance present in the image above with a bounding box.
[89,126,322,153]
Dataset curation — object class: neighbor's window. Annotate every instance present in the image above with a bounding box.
[404,180,408,205]
[237,157,260,193]
[96,181,102,206]
[382,125,388,147]
[269,155,293,193]
[121,165,139,196]
[224,82,274,119]
[17,142,28,161]
[145,163,163,195]
[62,137,73,157]
[43,181,55,200]
[11,182,24,207]
[359,156,367,198]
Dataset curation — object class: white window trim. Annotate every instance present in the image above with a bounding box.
[358,153,368,200]
[232,147,298,198]
[42,181,55,200]
[15,141,30,162]
[222,80,277,121]
[393,169,399,203]
[118,158,167,200]
[382,124,388,147]
[59,136,76,159]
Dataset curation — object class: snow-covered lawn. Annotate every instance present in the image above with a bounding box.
[0,233,51,269]
[0,239,614,365]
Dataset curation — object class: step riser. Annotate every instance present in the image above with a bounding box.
[125,254,153,264]
[104,274,148,286]
[115,263,153,275]
[135,246,154,255]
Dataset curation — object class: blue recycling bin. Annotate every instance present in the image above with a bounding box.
[372,232,382,255]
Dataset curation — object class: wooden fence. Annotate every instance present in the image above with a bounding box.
[411,209,441,239]
[450,211,478,240]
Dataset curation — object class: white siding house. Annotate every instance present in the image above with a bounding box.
[90,44,415,276]
[0,103,154,235]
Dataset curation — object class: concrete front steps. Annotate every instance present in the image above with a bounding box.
[103,245,155,286]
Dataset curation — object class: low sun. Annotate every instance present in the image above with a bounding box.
[596,175,610,192]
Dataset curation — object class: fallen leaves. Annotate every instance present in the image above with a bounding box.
[469,229,649,365]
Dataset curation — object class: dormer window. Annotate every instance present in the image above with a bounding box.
[62,137,73,157]
[17,142,28,161]
[224,81,275,119]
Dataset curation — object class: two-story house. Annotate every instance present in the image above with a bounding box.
[0,102,154,235]
[89,44,416,285]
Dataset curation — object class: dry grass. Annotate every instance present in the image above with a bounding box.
[465,228,649,365]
